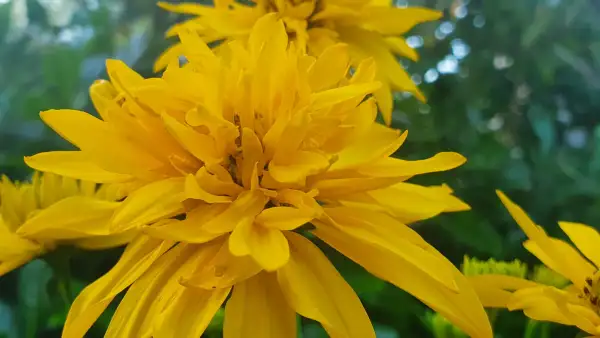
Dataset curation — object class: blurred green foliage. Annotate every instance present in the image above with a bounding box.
[1,0,599,337]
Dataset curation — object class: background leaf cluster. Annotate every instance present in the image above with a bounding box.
[1,0,599,337]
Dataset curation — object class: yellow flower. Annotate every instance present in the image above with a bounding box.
[156,0,442,125]
[26,15,491,338]
[468,190,600,337]
[0,172,132,276]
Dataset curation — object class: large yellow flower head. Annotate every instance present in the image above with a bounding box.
[26,15,491,338]
[469,191,600,337]
[157,0,441,125]
[0,172,130,276]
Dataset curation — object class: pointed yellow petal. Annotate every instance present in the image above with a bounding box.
[385,36,419,61]
[157,2,214,15]
[143,204,229,243]
[162,113,222,164]
[111,178,185,232]
[154,286,230,338]
[63,236,173,338]
[467,275,539,308]
[25,151,132,183]
[203,190,267,233]
[330,125,406,171]
[255,207,315,230]
[363,7,443,35]
[310,82,381,111]
[367,182,469,223]
[224,273,296,338]
[153,42,184,72]
[277,232,376,338]
[321,207,458,291]
[241,128,264,189]
[558,221,600,269]
[185,174,232,203]
[358,152,467,177]
[524,239,594,287]
[104,244,196,338]
[308,43,350,91]
[497,190,592,288]
[313,225,493,338]
[247,226,290,271]
[183,237,261,290]
[0,255,37,277]
[269,150,330,184]
[17,196,118,240]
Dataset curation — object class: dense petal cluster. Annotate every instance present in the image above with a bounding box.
[0,172,130,275]
[26,15,491,338]
[469,191,600,337]
[157,0,441,125]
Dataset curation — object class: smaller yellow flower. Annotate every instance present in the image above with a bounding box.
[468,190,600,337]
[156,0,442,125]
[0,172,133,275]
[462,256,528,279]
[425,311,468,338]
[531,265,569,288]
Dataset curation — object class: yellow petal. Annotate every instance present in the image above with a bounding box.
[310,82,381,111]
[277,232,376,338]
[185,174,232,203]
[330,125,406,171]
[143,204,229,243]
[40,110,162,175]
[308,43,350,91]
[269,150,330,184]
[321,207,457,291]
[497,190,593,288]
[558,221,600,269]
[467,275,539,308]
[63,236,173,338]
[366,182,469,223]
[358,152,467,177]
[162,113,222,164]
[17,196,119,240]
[0,255,37,277]
[153,42,184,72]
[157,1,214,15]
[111,178,185,232]
[385,36,419,61]
[363,7,442,34]
[313,225,493,338]
[224,273,296,338]
[182,237,262,290]
[312,176,405,199]
[25,151,132,183]
[255,207,315,230]
[154,286,230,338]
[524,239,594,288]
[241,128,264,189]
[203,190,268,233]
[104,244,196,337]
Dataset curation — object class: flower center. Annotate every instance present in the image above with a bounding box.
[582,273,600,310]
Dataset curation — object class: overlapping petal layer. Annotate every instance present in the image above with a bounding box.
[157,0,441,125]
[27,15,490,338]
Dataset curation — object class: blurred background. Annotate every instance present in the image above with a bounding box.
[0,0,599,337]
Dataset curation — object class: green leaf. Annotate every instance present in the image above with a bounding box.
[441,213,503,257]
[16,260,53,338]
[527,106,555,155]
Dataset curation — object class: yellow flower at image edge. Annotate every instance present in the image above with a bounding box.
[26,16,491,338]
[156,0,442,125]
[0,173,132,276]
[468,190,600,337]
